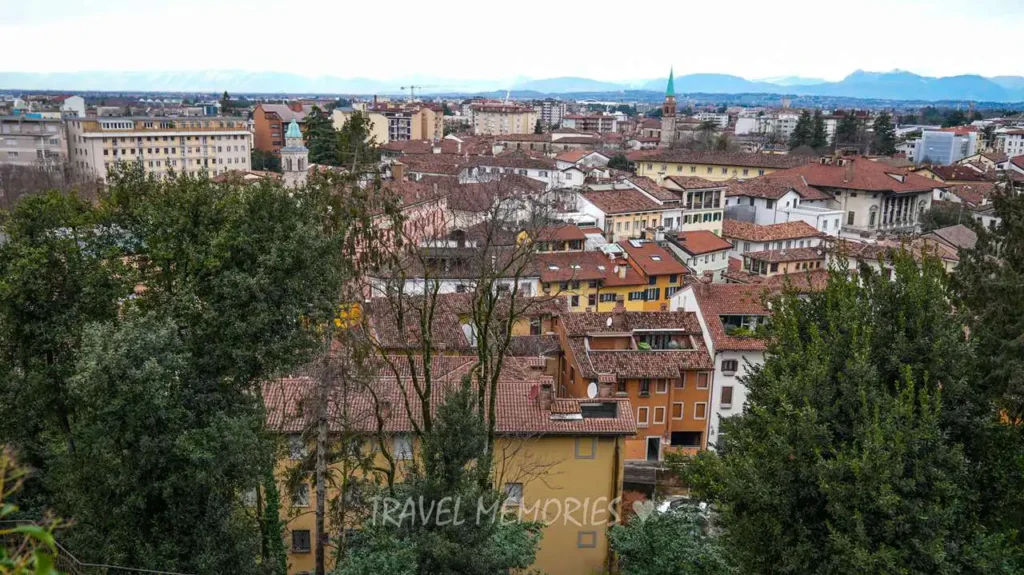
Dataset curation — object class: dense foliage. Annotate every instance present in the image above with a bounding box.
[608,506,732,575]
[682,248,1024,573]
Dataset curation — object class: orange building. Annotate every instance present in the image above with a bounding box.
[253,103,313,155]
[555,305,714,461]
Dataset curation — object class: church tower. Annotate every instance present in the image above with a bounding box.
[281,120,309,188]
[658,68,677,148]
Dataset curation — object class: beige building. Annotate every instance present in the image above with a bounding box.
[331,107,390,144]
[471,103,538,136]
[67,116,251,181]
[1,115,68,167]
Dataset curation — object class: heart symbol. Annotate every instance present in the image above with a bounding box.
[632,500,656,522]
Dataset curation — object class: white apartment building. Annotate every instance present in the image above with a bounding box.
[67,116,251,181]
[0,115,68,167]
[673,283,770,449]
[534,99,566,127]
[997,129,1024,158]
[917,129,978,165]
[695,112,729,129]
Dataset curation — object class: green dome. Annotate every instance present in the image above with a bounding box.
[285,120,302,139]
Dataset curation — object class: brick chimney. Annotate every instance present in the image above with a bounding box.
[288,102,303,113]
[610,297,626,330]
[843,158,855,184]
[392,162,405,181]
[538,382,553,411]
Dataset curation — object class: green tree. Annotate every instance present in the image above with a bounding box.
[683,252,1023,573]
[788,110,813,149]
[954,189,1024,418]
[835,111,862,147]
[55,312,266,573]
[336,382,542,575]
[919,201,970,232]
[1,447,61,575]
[251,148,282,173]
[943,109,970,128]
[810,110,828,150]
[259,468,288,575]
[441,103,453,116]
[646,108,663,119]
[871,111,897,156]
[221,91,232,113]
[608,507,732,575]
[337,112,381,170]
[608,153,630,171]
[533,119,543,134]
[304,106,339,166]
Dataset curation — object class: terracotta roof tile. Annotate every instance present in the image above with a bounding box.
[744,246,826,263]
[779,157,939,194]
[619,240,688,276]
[640,150,812,170]
[664,176,726,190]
[581,188,665,214]
[669,230,733,256]
[722,219,822,242]
[691,283,774,352]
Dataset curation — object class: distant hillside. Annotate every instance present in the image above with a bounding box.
[3,69,1024,102]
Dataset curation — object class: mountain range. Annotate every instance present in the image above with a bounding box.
[2,69,1023,102]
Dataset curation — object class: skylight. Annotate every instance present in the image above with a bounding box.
[650,256,662,261]
[548,265,560,271]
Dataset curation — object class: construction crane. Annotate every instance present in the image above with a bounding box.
[400,85,424,101]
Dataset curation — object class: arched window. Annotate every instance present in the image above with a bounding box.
[868,205,878,228]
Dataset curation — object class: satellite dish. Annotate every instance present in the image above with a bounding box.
[586,382,599,399]
[606,317,613,328]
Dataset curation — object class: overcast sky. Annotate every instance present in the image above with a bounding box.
[3,0,1022,82]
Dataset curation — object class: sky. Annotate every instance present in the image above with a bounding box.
[3,0,1023,83]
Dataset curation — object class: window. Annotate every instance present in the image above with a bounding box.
[706,167,713,174]
[628,291,645,301]
[675,373,686,388]
[577,531,598,548]
[530,317,542,335]
[671,431,702,448]
[722,359,738,374]
[288,435,305,460]
[766,199,774,209]
[393,436,413,460]
[656,379,668,394]
[847,211,855,226]
[669,274,678,283]
[721,386,734,408]
[697,372,710,389]
[587,294,597,307]
[694,403,707,419]
[648,276,657,286]
[588,280,598,288]
[575,437,597,459]
[600,293,616,302]
[770,263,779,273]
[570,295,580,307]
[292,530,312,553]
[639,379,651,396]
[672,402,684,419]
[616,380,626,393]
[653,406,666,424]
[504,482,523,504]
[666,286,680,298]
[637,406,649,426]
[292,483,309,507]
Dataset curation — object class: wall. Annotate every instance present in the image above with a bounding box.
[707,349,762,449]
[637,160,777,183]
[331,109,389,144]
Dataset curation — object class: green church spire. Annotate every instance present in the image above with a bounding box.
[666,67,675,97]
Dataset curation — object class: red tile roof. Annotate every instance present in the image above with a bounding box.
[536,251,645,286]
[690,283,774,352]
[671,230,734,256]
[927,164,996,182]
[555,150,590,163]
[722,219,822,242]
[664,176,726,190]
[470,151,556,170]
[619,240,688,276]
[725,172,833,201]
[264,357,636,436]
[581,188,666,214]
[744,247,826,263]
[947,183,995,206]
[640,150,812,170]
[778,157,939,194]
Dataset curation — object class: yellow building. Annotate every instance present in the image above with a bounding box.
[331,107,390,144]
[536,239,688,313]
[635,150,810,183]
[471,102,538,136]
[263,356,635,575]
[578,187,675,243]
[741,246,826,277]
[66,116,252,181]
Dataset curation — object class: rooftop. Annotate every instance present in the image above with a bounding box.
[669,230,734,256]
[640,150,812,170]
[744,247,826,263]
[722,219,822,242]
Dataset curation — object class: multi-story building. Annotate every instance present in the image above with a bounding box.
[471,102,538,136]
[662,230,733,280]
[661,176,727,235]
[996,129,1024,158]
[578,186,676,242]
[695,112,729,129]
[331,107,390,144]
[673,283,771,449]
[722,219,824,258]
[252,103,313,155]
[0,114,67,167]
[556,306,715,460]
[917,127,978,165]
[561,114,618,133]
[724,173,845,235]
[535,238,688,313]
[266,354,636,575]
[67,116,251,181]
[534,98,566,127]
[636,150,810,183]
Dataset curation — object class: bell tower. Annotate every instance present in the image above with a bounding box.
[281,119,309,188]
[659,68,677,148]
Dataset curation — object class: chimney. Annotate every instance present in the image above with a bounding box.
[378,400,392,421]
[617,264,627,279]
[288,102,303,113]
[538,383,553,411]
[610,297,626,330]
[598,379,614,398]
[843,158,855,183]
[457,140,462,154]
[393,162,405,181]
[433,144,441,154]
